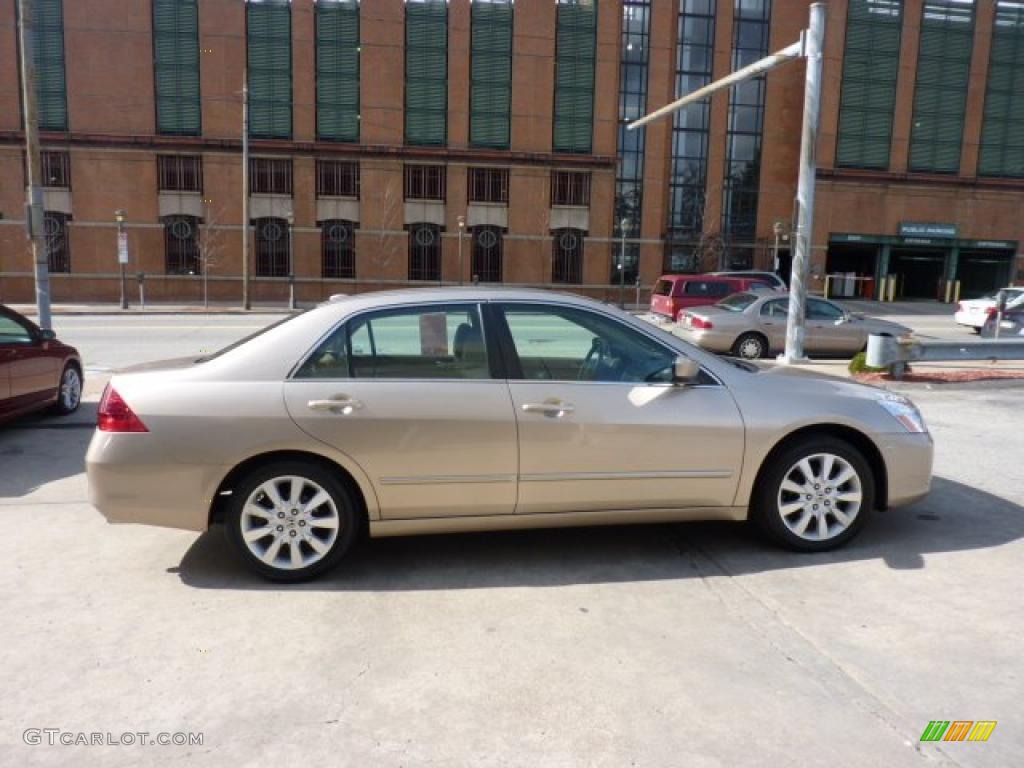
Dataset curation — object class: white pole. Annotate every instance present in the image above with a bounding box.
[241,70,250,310]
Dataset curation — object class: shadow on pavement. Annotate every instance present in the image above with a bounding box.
[176,476,1023,591]
[0,402,97,498]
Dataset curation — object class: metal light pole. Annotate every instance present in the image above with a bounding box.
[241,70,251,310]
[115,209,127,310]
[772,220,784,273]
[456,215,466,286]
[287,210,296,310]
[618,217,629,309]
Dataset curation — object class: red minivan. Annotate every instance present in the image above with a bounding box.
[650,274,772,321]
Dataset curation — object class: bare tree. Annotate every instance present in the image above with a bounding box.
[694,230,726,273]
[197,203,231,308]
[369,174,403,278]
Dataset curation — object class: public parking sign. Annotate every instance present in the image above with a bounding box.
[117,231,129,264]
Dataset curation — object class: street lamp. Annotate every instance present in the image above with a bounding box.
[115,209,127,310]
[618,216,630,309]
[772,220,785,274]
[286,210,296,310]
[456,215,466,286]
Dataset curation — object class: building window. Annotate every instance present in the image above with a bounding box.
[836,0,902,169]
[722,0,771,240]
[669,0,716,248]
[43,212,70,273]
[470,0,513,149]
[316,160,359,197]
[321,219,356,278]
[31,0,67,131]
[164,215,201,275]
[979,2,1024,177]
[41,151,70,188]
[408,223,442,281]
[551,171,590,206]
[157,155,202,192]
[471,225,503,282]
[255,217,289,276]
[468,168,509,203]
[552,228,584,284]
[250,158,293,195]
[909,0,975,174]
[247,0,292,139]
[404,164,446,200]
[554,0,598,153]
[153,0,201,136]
[316,0,360,141]
[405,0,448,146]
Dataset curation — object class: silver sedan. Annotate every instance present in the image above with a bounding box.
[86,288,932,581]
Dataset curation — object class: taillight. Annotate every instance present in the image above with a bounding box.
[98,384,148,433]
[685,314,714,330]
[985,306,998,316]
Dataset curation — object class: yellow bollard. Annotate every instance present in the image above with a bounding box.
[944,280,952,303]
[953,280,961,304]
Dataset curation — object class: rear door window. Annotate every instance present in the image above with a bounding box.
[683,280,731,297]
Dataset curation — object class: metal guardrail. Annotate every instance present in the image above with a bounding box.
[866,333,1024,379]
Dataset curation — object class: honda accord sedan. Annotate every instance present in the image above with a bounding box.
[86,289,933,582]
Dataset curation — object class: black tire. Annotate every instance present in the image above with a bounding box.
[225,460,360,582]
[732,332,768,360]
[52,363,82,415]
[751,436,875,552]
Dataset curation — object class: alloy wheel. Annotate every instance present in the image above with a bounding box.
[240,475,341,570]
[61,367,81,411]
[776,453,862,542]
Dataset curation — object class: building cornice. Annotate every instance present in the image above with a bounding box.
[817,167,1024,193]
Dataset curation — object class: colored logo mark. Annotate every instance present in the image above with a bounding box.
[920,721,997,742]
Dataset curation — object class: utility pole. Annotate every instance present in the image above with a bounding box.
[456,215,466,285]
[241,70,251,310]
[618,218,628,309]
[17,0,51,330]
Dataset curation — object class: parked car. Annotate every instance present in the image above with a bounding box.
[0,304,83,423]
[86,288,932,582]
[650,274,775,321]
[954,287,1024,332]
[676,292,912,360]
[980,305,1024,338]
[710,270,787,292]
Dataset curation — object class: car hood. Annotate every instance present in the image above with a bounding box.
[745,359,887,400]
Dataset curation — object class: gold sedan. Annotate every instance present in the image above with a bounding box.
[86,289,933,582]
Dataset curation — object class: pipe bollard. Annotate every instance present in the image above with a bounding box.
[137,272,145,309]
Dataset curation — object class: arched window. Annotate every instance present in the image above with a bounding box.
[408,222,441,281]
[164,215,200,275]
[255,217,289,277]
[321,219,356,279]
[552,227,584,284]
[43,212,71,273]
[471,225,503,283]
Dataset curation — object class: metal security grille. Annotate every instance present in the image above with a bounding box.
[43,212,70,273]
[470,0,513,148]
[316,0,360,141]
[250,158,293,195]
[468,168,509,203]
[408,223,442,281]
[471,226,503,282]
[552,228,584,284]
[551,171,590,206]
[405,0,448,146]
[669,0,716,254]
[316,160,359,197]
[554,0,598,153]
[722,0,771,242]
[157,155,203,192]
[404,165,446,200]
[255,217,290,277]
[41,151,70,187]
[34,0,67,131]
[248,0,293,139]
[164,215,201,275]
[836,0,903,169]
[979,2,1024,177]
[321,219,356,278]
[153,0,201,136]
[909,0,976,173]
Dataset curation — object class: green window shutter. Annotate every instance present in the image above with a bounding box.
[317,0,360,142]
[248,0,292,139]
[836,0,902,169]
[470,1,513,149]
[405,1,448,146]
[979,2,1024,177]
[33,0,67,131]
[153,0,201,136]
[908,1,975,173]
[554,1,597,154]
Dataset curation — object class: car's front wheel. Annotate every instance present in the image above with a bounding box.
[53,363,82,415]
[732,332,768,360]
[225,461,360,582]
[752,437,874,551]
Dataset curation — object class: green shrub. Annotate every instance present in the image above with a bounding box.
[848,351,888,375]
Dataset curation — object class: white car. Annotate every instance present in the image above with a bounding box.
[954,288,1024,332]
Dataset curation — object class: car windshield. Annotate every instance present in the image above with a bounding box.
[714,292,758,312]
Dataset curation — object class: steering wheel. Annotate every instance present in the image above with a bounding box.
[578,337,610,381]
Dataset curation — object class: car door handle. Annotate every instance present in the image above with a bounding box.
[308,396,363,414]
[521,401,575,417]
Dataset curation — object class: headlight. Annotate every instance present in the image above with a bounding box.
[877,394,927,433]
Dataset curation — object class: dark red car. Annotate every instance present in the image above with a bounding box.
[650,274,774,322]
[0,305,83,423]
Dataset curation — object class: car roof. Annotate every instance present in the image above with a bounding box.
[326,286,611,307]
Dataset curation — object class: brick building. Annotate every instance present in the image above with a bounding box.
[0,0,1021,306]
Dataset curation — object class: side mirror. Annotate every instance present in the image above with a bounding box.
[38,329,57,342]
[672,356,701,386]
[834,313,850,326]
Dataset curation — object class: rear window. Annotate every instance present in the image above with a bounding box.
[653,279,674,296]
[683,280,731,297]
[715,292,758,312]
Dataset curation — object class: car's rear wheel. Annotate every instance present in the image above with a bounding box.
[733,332,768,360]
[225,461,359,582]
[53,363,82,415]
[752,437,874,551]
